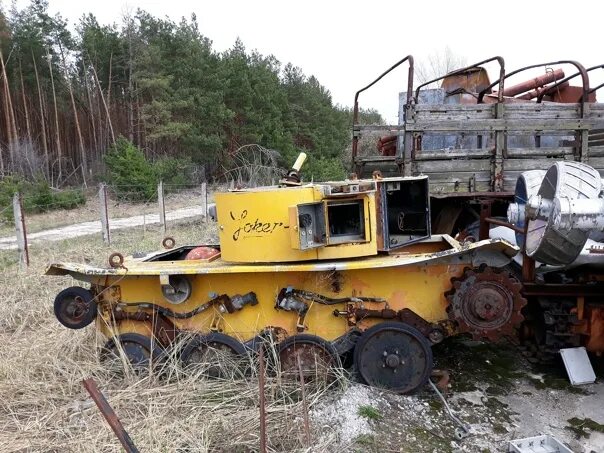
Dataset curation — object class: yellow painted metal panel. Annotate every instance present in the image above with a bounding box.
[99,262,467,342]
[214,185,379,262]
[216,187,318,262]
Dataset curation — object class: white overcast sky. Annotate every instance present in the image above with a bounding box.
[11,0,604,122]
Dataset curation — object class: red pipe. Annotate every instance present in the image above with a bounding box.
[516,81,570,100]
[502,69,565,97]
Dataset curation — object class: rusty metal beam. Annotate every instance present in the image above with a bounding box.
[522,283,604,297]
[82,378,139,453]
[484,217,525,233]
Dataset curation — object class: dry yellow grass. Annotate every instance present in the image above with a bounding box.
[0,220,344,452]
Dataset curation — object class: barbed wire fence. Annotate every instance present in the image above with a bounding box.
[4,181,217,268]
[2,144,284,267]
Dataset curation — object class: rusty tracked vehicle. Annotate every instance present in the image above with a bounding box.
[49,55,604,393]
[48,153,523,394]
[354,55,604,364]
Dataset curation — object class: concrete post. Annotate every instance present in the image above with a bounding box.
[13,192,29,268]
[99,183,110,245]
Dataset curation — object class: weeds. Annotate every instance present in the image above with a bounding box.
[357,405,382,421]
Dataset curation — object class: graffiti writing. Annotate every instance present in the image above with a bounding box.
[230,210,284,241]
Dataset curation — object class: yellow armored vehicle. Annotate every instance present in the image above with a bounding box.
[47,154,521,394]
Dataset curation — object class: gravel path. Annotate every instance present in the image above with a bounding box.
[0,205,212,250]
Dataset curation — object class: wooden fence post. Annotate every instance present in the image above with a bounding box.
[201,182,207,220]
[13,192,29,268]
[99,183,110,245]
[158,181,166,233]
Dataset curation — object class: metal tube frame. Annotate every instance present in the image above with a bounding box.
[535,64,604,102]
[352,56,414,161]
[477,60,590,116]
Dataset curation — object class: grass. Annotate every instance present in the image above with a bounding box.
[357,405,382,421]
[0,219,345,452]
[566,417,604,438]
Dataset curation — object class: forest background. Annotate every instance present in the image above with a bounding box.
[0,0,382,209]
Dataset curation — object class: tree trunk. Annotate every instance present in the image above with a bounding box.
[19,62,33,146]
[0,49,11,173]
[82,61,98,158]
[107,52,112,133]
[127,27,134,142]
[0,48,18,170]
[90,62,115,143]
[61,49,87,186]
[32,53,49,179]
[47,49,62,184]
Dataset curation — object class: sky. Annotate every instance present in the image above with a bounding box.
[11,0,604,123]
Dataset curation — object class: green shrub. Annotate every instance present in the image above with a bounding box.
[303,156,347,182]
[0,177,86,220]
[105,138,194,201]
[104,137,157,201]
[154,156,192,191]
[52,189,86,210]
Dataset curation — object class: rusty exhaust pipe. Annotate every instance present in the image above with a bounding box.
[501,69,565,97]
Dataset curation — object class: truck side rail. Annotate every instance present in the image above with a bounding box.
[407,102,604,194]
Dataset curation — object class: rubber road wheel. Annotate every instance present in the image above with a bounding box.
[181,332,247,378]
[354,321,433,394]
[102,333,161,371]
[53,286,97,329]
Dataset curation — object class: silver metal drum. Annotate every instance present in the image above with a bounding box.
[525,162,602,265]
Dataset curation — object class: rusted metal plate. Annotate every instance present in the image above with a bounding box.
[553,86,597,103]
[441,67,491,94]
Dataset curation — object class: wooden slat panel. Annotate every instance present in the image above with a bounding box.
[428,180,492,195]
[504,158,571,171]
[355,156,400,163]
[583,156,604,172]
[587,145,604,157]
[505,130,578,137]
[412,104,495,113]
[588,104,604,116]
[414,159,490,173]
[413,149,492,160]
[503,170,527,192]
[407,118,599,132]
[412,108,495,121]
[354,125,405,132]
[505,147,574,157]
[503,103,581,120]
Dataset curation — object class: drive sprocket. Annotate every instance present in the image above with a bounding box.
[445,265,526,341]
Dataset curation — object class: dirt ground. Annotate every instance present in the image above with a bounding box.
[314,339,604,453]
[0,218,603,452]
